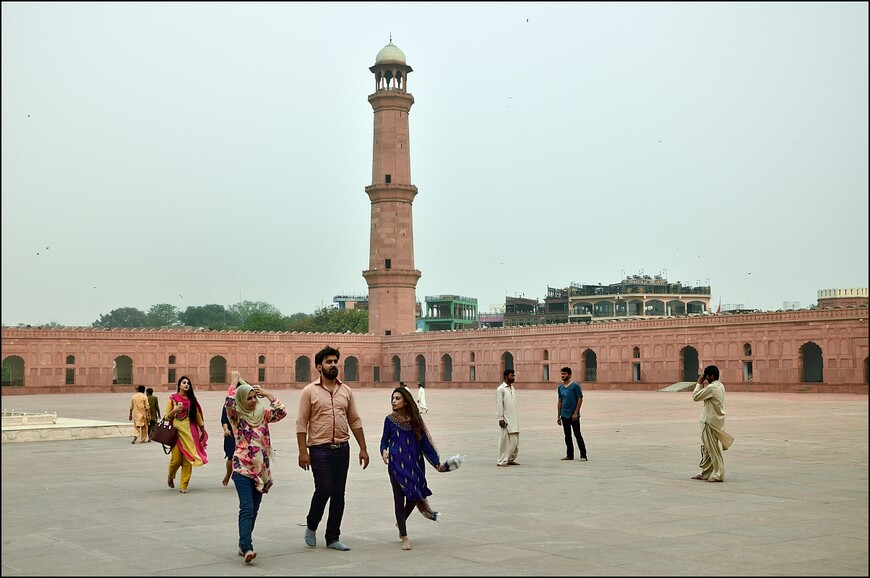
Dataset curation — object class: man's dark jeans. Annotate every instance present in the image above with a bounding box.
[562,417,587,459]
[306,443,350,544]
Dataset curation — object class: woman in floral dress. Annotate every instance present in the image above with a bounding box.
[224,376,287,563]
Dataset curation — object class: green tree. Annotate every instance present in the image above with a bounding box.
[244,310,290,332]
[228,301,281,328]
[288,307,368,334]
[180,304,231,330]
[145,303,181,327]
[92,307,148,328]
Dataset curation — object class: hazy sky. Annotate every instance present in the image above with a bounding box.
[2,2,868,327]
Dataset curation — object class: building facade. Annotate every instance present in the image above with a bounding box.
[2,43,867,395]
[2,306,867,394]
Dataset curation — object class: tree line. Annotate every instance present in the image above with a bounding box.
[85,301,369,333]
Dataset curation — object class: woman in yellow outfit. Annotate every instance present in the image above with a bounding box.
[165,375,208,493]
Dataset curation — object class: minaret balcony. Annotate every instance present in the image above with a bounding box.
[365,184,417,202]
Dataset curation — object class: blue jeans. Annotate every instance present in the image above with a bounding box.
[233,472,263,552]
[306,443,350,544]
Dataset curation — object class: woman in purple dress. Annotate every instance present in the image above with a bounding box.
[380,386,449,550]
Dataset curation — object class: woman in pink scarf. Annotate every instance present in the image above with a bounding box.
[165,375,208,493]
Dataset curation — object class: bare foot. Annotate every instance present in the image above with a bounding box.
[707,477,723,483]
[691,475,707,480]
[168,477,175,488]
[131,439,137,444]
[179,488,188,493]
[401,537,412,550]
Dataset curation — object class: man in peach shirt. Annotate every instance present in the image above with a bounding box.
[297,346,369,551]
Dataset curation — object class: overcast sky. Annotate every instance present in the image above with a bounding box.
[2,2,868,327]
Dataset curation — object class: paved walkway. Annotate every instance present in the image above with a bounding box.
[1,389,867,576]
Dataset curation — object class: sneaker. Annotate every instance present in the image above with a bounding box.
[304,527,316,547]
[327,540,351,551]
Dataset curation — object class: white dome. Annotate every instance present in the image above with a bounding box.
[375,42,406,64]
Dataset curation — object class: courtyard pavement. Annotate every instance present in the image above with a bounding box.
[1,387,867,576]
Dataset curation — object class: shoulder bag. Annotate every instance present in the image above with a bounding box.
[152,419,178,454]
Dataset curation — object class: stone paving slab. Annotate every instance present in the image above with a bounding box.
[1,388,867,576]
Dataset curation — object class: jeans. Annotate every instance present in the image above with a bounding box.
[562,417,587,459]
[233,472,263,552]
[306,443,350,544]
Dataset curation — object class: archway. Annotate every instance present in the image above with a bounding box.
[800,342,823,382]
[501,351,514,375]
[392,355,401,382]
[1,355,25,386]
[209,355,227,384]
[344,356,359,381]
[296,356,311,383]
[113,355,133,385]
[441,354,453,381]
[416,354,426,384]
[582,349,597,382]
[681,346,699,381]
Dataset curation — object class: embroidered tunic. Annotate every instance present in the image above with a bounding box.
[379,413,441,500]
[165,393,208,466]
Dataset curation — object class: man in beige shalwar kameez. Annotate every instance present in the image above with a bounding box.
[129,385,150,444]
[691,365,732,482]
[496,370,520,467]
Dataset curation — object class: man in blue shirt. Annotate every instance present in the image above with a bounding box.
[557,367,588,461]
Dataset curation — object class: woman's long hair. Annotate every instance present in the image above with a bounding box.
[393,386,423,440]
[176,375,199,424]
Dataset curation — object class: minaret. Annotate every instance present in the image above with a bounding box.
[363,40,421,336]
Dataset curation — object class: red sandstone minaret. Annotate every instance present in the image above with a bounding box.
[362,40,421,336]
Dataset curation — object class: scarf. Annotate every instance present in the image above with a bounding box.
[234,383,266,427]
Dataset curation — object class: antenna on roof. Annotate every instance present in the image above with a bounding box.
[389,33,392,43]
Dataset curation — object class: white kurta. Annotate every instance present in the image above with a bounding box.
[496,382,519,465]
[416,386,428,412]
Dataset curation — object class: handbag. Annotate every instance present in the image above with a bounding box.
[152,419,178,454]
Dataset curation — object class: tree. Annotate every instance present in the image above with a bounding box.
[145,303,181,327]
[180,304,231,330]
[228,301,281,328]
[92,307,148,328]
[244,310,289,332]
[288,307,368,334]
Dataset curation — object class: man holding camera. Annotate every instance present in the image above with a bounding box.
[691,365,732,482]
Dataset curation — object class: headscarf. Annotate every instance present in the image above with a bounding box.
[234,382,266,427]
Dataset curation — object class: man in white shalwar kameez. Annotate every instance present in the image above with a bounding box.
[496,370,520,467]
[691,365,732,482]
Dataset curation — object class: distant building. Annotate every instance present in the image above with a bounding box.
[423,295,478,331]
[477,311,504,328]
[333,294,369,311]
[497,275,711,327]
[817,288,868,309]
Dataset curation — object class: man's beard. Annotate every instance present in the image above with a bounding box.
[326,367,339,379]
